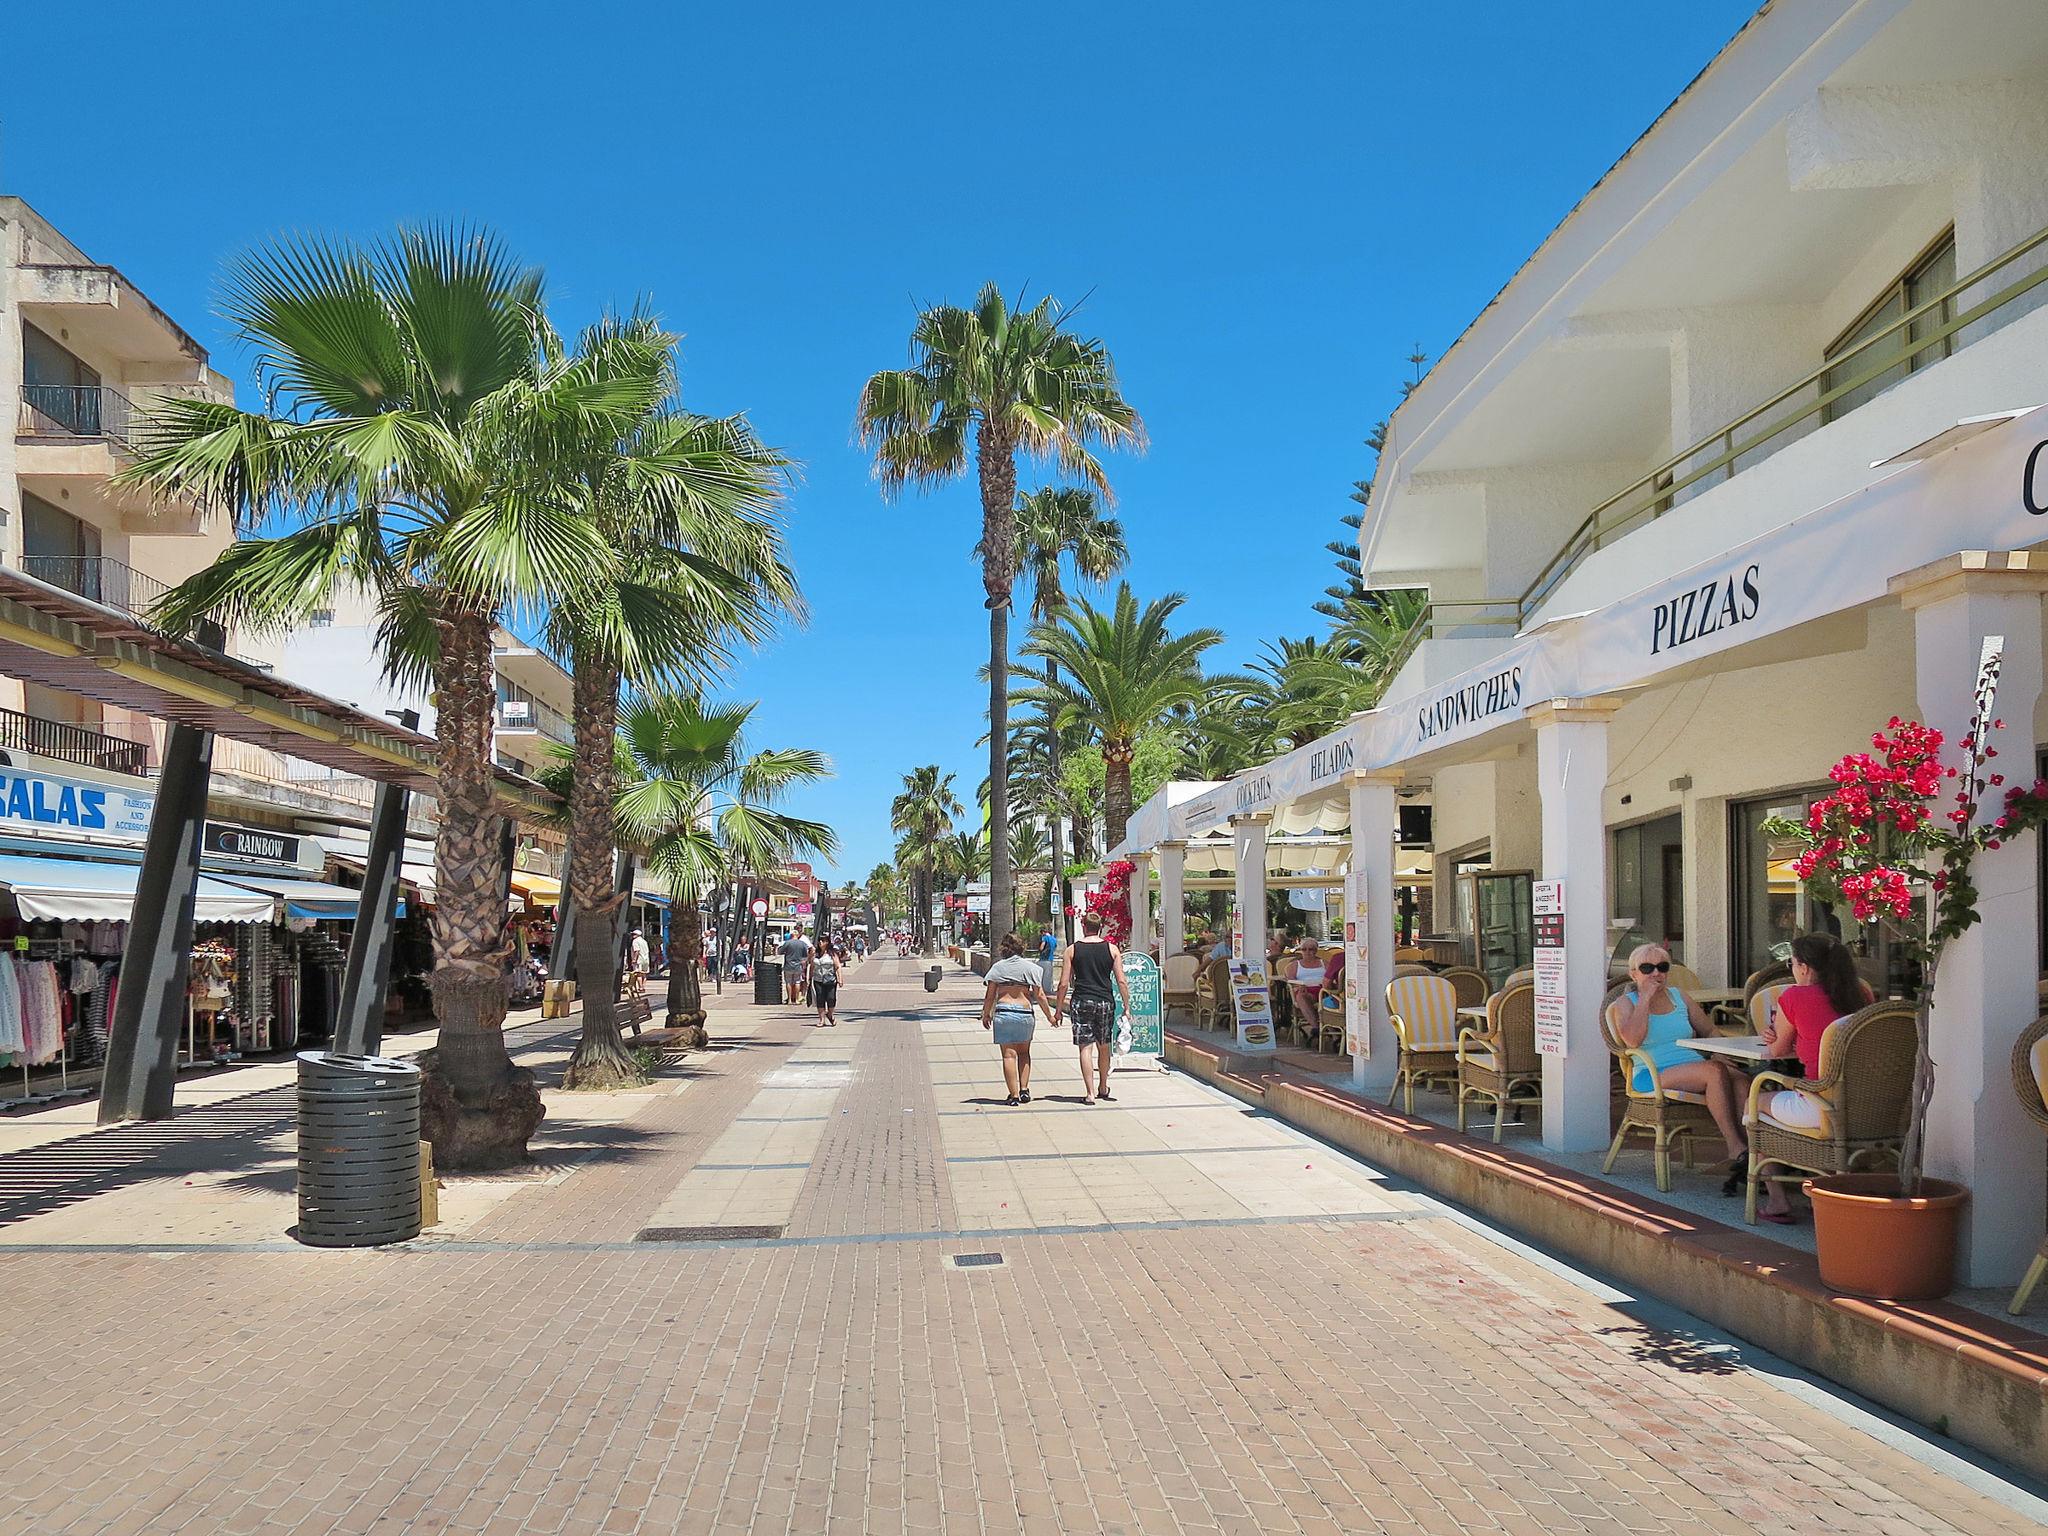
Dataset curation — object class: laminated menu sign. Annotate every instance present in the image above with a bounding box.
[1231,960,1275,1052]
[1343,868,1368,1056]
[1533,879,1566,1055]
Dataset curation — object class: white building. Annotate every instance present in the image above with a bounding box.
[1114,0,2048,1285]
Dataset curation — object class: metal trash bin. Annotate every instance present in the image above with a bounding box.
[753,959,782,1005]
[296,1051,423,1247]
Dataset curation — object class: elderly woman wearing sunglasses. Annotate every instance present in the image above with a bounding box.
[1607,943,1749,1172]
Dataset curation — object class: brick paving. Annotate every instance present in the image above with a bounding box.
[0,954,2040,1534]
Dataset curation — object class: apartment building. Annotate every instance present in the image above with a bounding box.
[1110,0,2048,1285]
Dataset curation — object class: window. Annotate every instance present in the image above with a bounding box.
[20,324,102,436]
[1610,813,1684,964]
[308,609,334,628]
[1820,230,1958,425]
[1730,791,1914,995]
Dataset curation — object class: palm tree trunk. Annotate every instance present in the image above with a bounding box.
[1104,736,1135,850]
[666,897,708,1043]
[419,609,545,1170]
[1046,657,1072,944]
[561,654,640,1090]
[978,430,1017,945]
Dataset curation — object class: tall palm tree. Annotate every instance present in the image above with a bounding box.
[117,226,635,1169]
[533,317,797,1088]
[1010,485,1125,939]
[857,286,1142,947]
[891,765,963,954]
[614,695,834,1042]
[865,863,905,926]
[1021,585,1223,849]
[947,828,990,885]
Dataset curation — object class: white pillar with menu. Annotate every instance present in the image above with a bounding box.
[1231,813,1275,1053]
[1347,771,1401,1094]
[1158,840,1186,956]
[1127,851,1154,952]
[1529,697,1624,1153]
[1894,554,2048,1286]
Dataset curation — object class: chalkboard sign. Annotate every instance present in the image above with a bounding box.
[1116,952,1164,1059]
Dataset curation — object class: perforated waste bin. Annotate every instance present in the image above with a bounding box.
[753,959,782,1005]
[295,1051,423,1247]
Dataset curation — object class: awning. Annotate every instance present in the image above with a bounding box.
[0,854,273,924]
[211,873,369,922]
[509,871,561,905]
[634,889,671,908]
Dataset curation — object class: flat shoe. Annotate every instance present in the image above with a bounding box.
[1019,1091,1031,1104]
[1097,1091,1114,1102]
[1005,1095,1021,1107]
[1758,1209,1801,1226]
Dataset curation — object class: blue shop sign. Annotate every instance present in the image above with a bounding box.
[0,766,153,839]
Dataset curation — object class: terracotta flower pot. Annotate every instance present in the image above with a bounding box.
[1805,1173,1970,1301]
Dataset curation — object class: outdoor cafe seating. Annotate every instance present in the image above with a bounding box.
[1386,972,1463,1114]
[2011,1013,2048,1314]
[1161,952,1200,1023]
[1598,978,1723,1192]
[1741,1000,1917,1222]
[1195,956,1233,1031]
[1455,974,1540,1141]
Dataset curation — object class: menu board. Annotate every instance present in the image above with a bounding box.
[1115,952,1164,1059]
[1343,869,1368,1057]
[1533,879,1566,1055]
[1231,960,1275,1052]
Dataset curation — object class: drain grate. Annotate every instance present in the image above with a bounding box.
[951,1252,1004,1268]
[636,1225,784,1242]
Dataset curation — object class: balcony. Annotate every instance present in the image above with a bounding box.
[18,554,171,625]
[18,384,141,448]
[18,263,209,368]
[494,696,573,746]
[0,706,148,776]
[1388,219,2048,684]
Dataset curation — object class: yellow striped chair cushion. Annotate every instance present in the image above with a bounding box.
[1387,975,1461,1050]
[1747,983,1789,1035]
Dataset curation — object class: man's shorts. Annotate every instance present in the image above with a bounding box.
[1070,997,1115,1047]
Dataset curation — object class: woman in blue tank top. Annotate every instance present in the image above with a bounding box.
[1606,944,1748,1171]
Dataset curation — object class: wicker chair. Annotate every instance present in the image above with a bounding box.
[1394,946,1431,966]
[1317,973,1348,1053]
[1161,952,1200,1024]
[1194,956,1234,1032]
[1456,978,1540,1141]
[1439,966,1489,1012]
[1713,960,1792,1034]
[2010,1014,2048,1314]
[1390,962,1435,980]
[1599,980,1722,1192]
[1741,999,1917,1224]
[1386,973,1462,1113]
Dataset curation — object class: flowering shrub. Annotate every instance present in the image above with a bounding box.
[1086,859,1135,945]
[1764,650,2048,1193]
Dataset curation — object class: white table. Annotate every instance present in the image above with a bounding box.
[1688,986,1744,1006]
[1685,1034,1769,1062]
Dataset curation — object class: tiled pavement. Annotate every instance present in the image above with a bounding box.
[0,956,2043,1534]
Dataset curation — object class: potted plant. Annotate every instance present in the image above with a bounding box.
[1763,644,2048,1299]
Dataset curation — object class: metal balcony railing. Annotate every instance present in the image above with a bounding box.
[18,383,139,446]
[18,554,172,624]
[494,696,573,745]
[1379,599,1524,689]
[0,705,149,776]
[1507,220,2048,624]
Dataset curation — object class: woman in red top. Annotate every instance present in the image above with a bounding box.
[1751,932,1872,1222]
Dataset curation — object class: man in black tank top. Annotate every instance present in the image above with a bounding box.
[1056,912,1134,1104]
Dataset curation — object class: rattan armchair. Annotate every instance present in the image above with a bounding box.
[2009,1014,2048,1314]
[1161,952,1200,1025]
[1440,966,1489,1012]
[1713,960,1792,1034]
[1386,973,1462,1113]
[1599,980,1721,1192]
[1457,978,1540,1141]
[1741,1000,1916,1224]
[1194,956,1234,1032]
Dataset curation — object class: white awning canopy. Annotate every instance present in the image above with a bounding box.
[211,873,369,922]
[0,854,273,924]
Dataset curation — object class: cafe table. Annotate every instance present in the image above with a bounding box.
[1687,986,1744,1006]
[1456,1005,1489,1034]
[1684,1034,1769,1062]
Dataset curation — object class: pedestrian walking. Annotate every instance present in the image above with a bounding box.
[627,927,651,998]
[1057,911,1134,1104]
[980,932,1057,1107]
[808,938,842,1027]
[778,929,812,1004]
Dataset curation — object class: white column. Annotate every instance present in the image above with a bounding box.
[1895,555,2048,1285]
[1231,813,1274,1053]
[1529,697,1624,1153]
[1127,852,1153,952]
[1348,771,1401,1093]
[1158,841,1186,956]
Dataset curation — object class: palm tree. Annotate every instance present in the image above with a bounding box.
[1010,485,1125,939]
[865,863,905,926]
[116,226,636,1169]
[532,317,797,1088]
[857,286,1142,947]
[1021,585,1223,849]
[947,828,990,885]
[891,766,963,954]
[614,695,834,1042]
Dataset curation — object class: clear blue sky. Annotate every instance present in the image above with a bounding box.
[6,1,1757,883]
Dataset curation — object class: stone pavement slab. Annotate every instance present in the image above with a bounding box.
[0,952,2039,1535]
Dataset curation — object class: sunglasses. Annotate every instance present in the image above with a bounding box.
[1636,961,1671,974]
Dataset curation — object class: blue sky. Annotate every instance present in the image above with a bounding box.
[6,1,1757,883]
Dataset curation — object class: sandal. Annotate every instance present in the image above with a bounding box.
[1005,1095,1020,1107]
[1759,1209,1802,1226]
[1019,1091,1031,1104]
[1097,1091,1115,1102]
[1081,1096,1096,1106]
